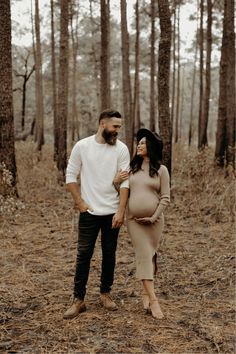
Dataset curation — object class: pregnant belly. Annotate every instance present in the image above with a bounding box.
[128,195,159,218]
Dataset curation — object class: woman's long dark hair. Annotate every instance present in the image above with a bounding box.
[130,138,162,177]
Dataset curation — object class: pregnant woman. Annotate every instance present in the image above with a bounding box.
[114,129,170,319]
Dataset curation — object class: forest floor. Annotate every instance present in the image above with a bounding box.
[0,141,235,354]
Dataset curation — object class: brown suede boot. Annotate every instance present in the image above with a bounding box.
[63,298,86,319]
[100,293,117,311]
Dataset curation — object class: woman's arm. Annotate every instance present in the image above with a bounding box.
[150,165,170,222]
[113,170,129,192]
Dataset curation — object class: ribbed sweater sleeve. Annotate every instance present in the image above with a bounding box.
[118,145,130,189]
[66,142,82,184]
[151,165,170,220]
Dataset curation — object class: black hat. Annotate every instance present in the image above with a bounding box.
[136,128,163,151]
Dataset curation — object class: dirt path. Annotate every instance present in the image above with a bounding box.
[0,143,235,353]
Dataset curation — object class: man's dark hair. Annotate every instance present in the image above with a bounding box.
[99,109,122,122]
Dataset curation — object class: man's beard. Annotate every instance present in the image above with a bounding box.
[102,129,118,145]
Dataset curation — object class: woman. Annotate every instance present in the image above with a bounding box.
[114,128,170,319]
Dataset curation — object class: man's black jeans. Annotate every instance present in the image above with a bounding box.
[74,211,120,300]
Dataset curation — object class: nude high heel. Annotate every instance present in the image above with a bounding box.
[149,299,164,319]
[142,293,151,313]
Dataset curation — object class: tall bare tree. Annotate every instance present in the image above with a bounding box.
[149,0,156,131]
[70,0,79,142]
[189,0,199,146]
[13,51,35,132]
[89,0,100,112]
[199,0,212,148]
[57,0,69,177]
[179,64,185,140]
[0,0,17,193]
[225,0,235,171]
[198,0,204,149]
[133,0,141,133]
[215,0,235,172]
[100,0,111,110]
[107,0,111,106]
[30,0,37,140]
[35,0,44,151]
[157,0,172,175]
[174,3,180,143]
[120,0,133,153]
[170,0,176,128]
[215,1,227,166]
[50,0,58,159]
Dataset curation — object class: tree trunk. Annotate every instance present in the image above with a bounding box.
[0,0,17,193]
[198,0,204,149]
[35,0,44,151]
[120,0,133,154]
[215,0,227,167]
[171,1,176,129]
[179,64,185,140]
[107,0,111,106]
[31,0,37,141]
[20,55,29,132]
[13,52,35,132]
[57,0,69,178]
[100,0,111,110]
[199,0,212,148]
[50,0,58,160]
[174,3,180,143]
[89,0,100,112]
[21,62,35,132]
[189,1,199,146]
[225,0,235,171]
[22,79,26,131]
[149,0,156,131]
[157,0,172,175]
[70,0,79,143]
[133,0,141,133]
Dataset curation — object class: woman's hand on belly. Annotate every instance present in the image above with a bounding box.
[134,216,160,225]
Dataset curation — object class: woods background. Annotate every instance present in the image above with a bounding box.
[1,0,235,186]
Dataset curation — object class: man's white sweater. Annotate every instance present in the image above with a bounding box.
[66,135,130,216]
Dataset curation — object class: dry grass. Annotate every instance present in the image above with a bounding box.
[0,141,235,353]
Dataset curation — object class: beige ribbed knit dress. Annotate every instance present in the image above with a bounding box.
[127,162,170,280]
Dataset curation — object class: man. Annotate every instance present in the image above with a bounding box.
[63,109,130,319]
